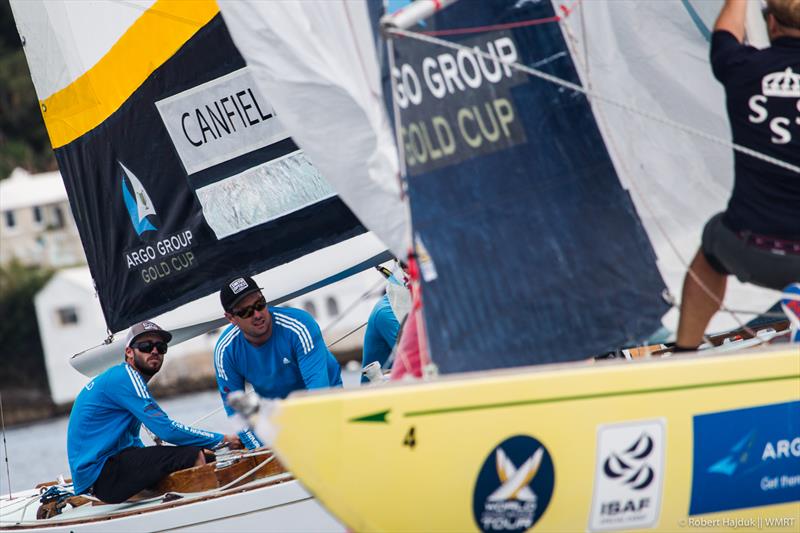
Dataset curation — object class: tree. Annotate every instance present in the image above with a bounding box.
[0,0,57,179]
[0,260,53,392]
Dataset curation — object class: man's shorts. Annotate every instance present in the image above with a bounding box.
[92,445,201,503]
[702,213,800,291]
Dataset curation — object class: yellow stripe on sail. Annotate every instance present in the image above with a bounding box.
[40,0,220,149]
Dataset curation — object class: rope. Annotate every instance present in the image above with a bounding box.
[327,321,368,349]
[0,392,12,501]
[386,27,800,175]
[556,13,767,343]
[0,494,39,519]
[322,277,385,334]
[216,455,276,492]
[386,25,796,347]
[420,15,561,36]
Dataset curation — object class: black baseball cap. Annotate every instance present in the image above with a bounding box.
[220,275,263,312]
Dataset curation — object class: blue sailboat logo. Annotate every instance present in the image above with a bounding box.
[120,162,157,236]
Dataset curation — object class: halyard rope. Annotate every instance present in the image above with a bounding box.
[386,27,800,175]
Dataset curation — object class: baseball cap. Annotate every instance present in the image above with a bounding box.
[125,320,173,348]
[220,275,263,312]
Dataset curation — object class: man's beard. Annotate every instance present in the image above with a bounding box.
[133,353,161,377]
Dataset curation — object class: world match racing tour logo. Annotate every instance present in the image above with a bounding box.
[120,161,197,285]
[473,435,555,533]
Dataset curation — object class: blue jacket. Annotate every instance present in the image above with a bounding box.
[67,362,223,494]
[361,294,400,371]
[214,307,342,419]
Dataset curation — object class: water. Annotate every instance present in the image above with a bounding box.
[1,370,362,494]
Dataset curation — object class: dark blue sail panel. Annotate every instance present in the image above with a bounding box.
[55,14,364,332]
[391,0,669,372]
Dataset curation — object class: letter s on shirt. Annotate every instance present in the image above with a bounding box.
[769,117,791,144]
[748,95,768,124]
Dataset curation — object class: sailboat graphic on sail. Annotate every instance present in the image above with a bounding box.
[4,0,798,530]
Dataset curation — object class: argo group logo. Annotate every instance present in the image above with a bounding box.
[690,401,800,515]
[472,435,555,532]
[120,161,158,236]
[588,419,665,531]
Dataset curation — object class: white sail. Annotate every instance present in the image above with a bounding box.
[120,161,157,222]
[561,0,781,333]
[218,1,411,259]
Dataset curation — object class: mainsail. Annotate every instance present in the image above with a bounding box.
[10,0,372,332]
[385,0,670,371]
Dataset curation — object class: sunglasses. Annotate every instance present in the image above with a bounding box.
[132,340,168,355]
[233,298,267,319]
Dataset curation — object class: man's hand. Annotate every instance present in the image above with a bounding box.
[223,433,243,449]
[715,0,748,43]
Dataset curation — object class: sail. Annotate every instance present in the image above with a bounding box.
[561,0,782,333]
[10,0,367,332]
[385,0,670,372]
[217,0,410,260]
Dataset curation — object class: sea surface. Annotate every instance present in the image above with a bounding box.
[1,370,362,494]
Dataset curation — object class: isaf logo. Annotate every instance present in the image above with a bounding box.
[121,162,158,236]
[602,432,655,491]
[472,435,555,533]
[589,420,665,531]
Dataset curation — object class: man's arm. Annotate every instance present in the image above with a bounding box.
[213,330,263,449]
[214,328,246,417]
[115,365,224,448]
[278,310,338,389]
[714,0,747,43]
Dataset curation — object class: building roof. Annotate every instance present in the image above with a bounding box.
[0,168,68,211]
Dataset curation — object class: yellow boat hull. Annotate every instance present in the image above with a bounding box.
[272,348,800,532]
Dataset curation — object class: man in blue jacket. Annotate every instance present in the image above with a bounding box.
[67,320,239,503]
[361,294,401,381]
[214,275,342,448]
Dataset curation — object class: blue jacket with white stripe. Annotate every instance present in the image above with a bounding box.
[67,362,224,495]
[214,307,342,420]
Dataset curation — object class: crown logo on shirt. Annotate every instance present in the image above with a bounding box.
[762,67,800,98]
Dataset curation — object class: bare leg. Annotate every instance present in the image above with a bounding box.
[676,250,728,349]
[194,450,206,467]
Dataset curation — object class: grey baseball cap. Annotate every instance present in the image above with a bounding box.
[124,320,173,348]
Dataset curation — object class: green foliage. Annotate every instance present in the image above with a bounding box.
[0,0,57,179]
[0,260,53,390]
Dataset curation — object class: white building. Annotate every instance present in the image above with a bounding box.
[0,168,85,268]
[35,264,386,405]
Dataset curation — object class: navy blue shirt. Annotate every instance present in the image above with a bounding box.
[214,307,342,417]
[710,31,800,238]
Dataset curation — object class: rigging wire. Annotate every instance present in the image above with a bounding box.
[0,392,12,500]
[385,27,800,175]
[556,11,770,343]
[321,277,385,334]
[385,24,797,346]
